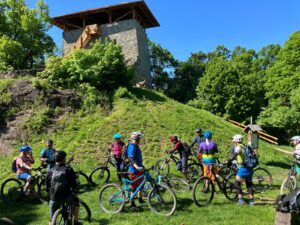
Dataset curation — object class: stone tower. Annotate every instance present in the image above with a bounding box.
[52,1,159,85]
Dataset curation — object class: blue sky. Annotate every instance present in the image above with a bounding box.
[26,0,300,61]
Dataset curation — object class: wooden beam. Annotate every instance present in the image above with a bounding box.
[64,22,83,29]
[113,11,132,23]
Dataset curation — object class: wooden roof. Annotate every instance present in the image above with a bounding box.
[52,1,159,31]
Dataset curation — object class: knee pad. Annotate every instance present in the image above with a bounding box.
[246,180,254,195]
[27,176,35,184]
[234,180,242,195]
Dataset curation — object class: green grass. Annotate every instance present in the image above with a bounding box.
[0,87,294,225]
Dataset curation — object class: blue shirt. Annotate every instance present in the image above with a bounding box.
[127,143,143,173]
[190,136,205,148]
[40,148,56,169]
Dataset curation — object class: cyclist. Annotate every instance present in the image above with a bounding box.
[127,131,145,207]
[16,145,35,193]
[46,150,81,225]
[198,131,218,181]
[109,133,125,184]
[291,136,300,174]
[227,134,254,206]
[168,135,189,179]
[190,128,205,161]
[40,139,56,169]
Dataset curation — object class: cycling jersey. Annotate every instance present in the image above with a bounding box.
[41,148,56,168]
[112,141,125,158]
[190,136,205,148]
[198,141,218,164]
[127,143,143,173]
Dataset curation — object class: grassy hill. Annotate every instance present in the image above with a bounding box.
[0,82,293,225]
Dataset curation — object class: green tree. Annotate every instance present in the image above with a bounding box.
[149,41,178,91]
[258,32,300,138]
[0,0,54,70]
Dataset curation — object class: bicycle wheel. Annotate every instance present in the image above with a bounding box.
[155,159,170,177]
[0,178,23,203]
[186,163,202,181]
[192,176,214,207]
[148,184,177,216]
[90,167,110,187]
[223,173,238,201]
[0,218,16,225]
[79,199,92,221]
[165,178,190,193]
[252,167,273,191]
[77,171,90,194]
[280,175,297,195]
[51,208,67,225]
[98,183,125,213]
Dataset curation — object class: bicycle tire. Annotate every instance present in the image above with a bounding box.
[186,163,202,181]
[79,199,92,221]
[77,171,90,194]
[223,173,238,201]
[90,167,110,187]
[51,208,66,225]
[155,159,170,178]
[192,176,214,207]
[148,184,177,216]
[0,178,23,203]
[252,167,273,191]
[0,218,16,225]
[280,175,297,195]
[98,183,125,213]
[165,177,190,193]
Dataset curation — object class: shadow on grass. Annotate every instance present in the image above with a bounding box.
[130,88,166,103]
[0,199,42,225]
[90,218,110,225]
[176,197,194,212]
[266,161,291,170]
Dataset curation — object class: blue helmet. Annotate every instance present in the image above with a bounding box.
[19,145,32,152]
[203,130,212,139]
[113,133,122,139]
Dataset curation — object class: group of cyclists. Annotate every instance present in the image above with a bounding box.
[8,129,300,223]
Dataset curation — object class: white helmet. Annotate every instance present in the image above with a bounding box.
[291,136,300,144]
[232,134,243,143]
[131,131,143,140]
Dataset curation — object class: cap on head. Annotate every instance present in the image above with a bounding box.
[203,130,212,139]
[55,150,67,162]
[113,133,122,139]
[195,128,202,133]
[19,145,32,152]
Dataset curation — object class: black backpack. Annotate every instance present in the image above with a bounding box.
[51,167,68,193]
[243,145,259,168]
[182,142,192,155]
[275,188,300,213]
[11,158,18,173]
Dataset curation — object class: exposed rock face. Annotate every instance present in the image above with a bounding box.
[0,80,81,155]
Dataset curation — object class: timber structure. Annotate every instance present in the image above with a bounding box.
[52,1,159,85]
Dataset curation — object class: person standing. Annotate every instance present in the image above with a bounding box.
[40,139,56,169]
[109,133,125,184]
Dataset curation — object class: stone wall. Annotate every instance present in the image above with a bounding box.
[0,68,44,79]
[62,19,151,85]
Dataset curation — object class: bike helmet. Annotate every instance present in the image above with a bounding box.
[170,135,178,142]
[19,145,32,152]
[232,134,243,143]
[131,131,143,140]
[195,128,202,133]
[203,130,212,139]
[113,133,122,139]
[291,136,300,144]
[55,150,67,162]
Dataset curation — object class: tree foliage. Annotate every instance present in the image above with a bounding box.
[0,0,54,70]
[39,40,131,91]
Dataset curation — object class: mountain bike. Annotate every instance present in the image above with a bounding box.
[217,161,273,192]
[51,197,91,225]
[155,151,202,181]
[192,163,234,207]
[0,167,48,203]
[98,167,177,216]
[280,161,298,195]
[0,218,16,225]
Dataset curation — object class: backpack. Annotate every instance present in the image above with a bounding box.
[275,188,300,213]
[243,145,258,168]
[121,143,130,166]
[182,142,192,155]
[51,168,68,193]
[11,158,18,173]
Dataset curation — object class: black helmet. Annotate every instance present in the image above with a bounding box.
[195,128,202,133]
[55,150,67,162]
